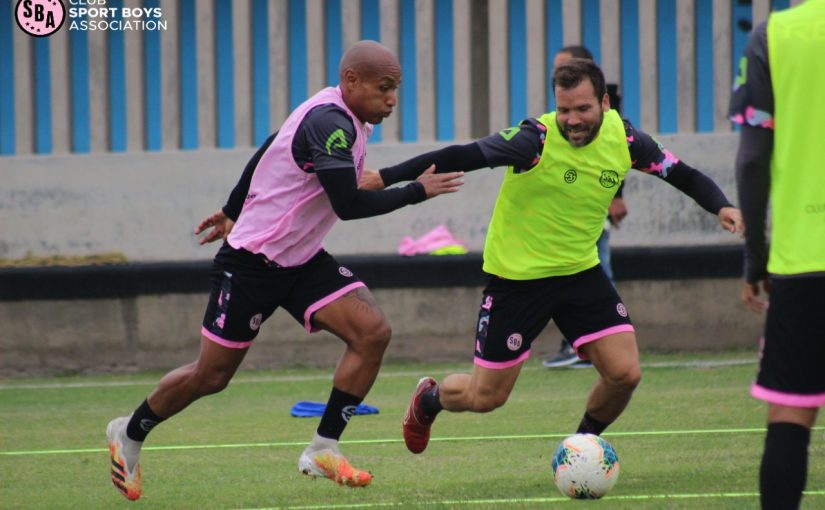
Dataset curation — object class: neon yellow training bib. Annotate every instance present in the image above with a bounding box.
[483,109,631,280]
[766,1,825,275]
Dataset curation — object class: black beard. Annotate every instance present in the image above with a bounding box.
[557,110,605,147]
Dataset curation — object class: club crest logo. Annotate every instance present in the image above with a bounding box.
[15,0,66,37]
[616,303,627,317]
[249,313,263,331]
[600,170,620,188]
[339,266,353,277]
[506,333,523,351]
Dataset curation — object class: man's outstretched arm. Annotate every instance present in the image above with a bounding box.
[378,143,488,186]
[377,118,547,187]
[663,161,734,215]
[663,161,743,235]
[627,121,742,234]
[317,165,463,220]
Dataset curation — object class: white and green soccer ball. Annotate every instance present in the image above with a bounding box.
[551,433,620,499]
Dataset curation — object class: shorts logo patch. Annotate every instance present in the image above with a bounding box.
[249,313,263,331]
[616,303,627,317]
[506,333,523,351]
[339,266,353,277]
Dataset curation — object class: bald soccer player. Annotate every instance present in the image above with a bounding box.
[105,41,464,499]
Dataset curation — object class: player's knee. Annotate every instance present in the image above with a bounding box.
[375,320,392,347]
[604,364,641,392]
[356,318,392,353]
[471,391,508,413]
[197,368,235,396]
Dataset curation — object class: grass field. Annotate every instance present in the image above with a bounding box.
[1,352,823,509]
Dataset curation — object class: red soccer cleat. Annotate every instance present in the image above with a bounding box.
[402,377,438,454]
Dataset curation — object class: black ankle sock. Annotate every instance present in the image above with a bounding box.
[317,387,363,441]
[760,422,810,510]
[576,412,610,435]
[126,399,165,442]
[420,385,443,417]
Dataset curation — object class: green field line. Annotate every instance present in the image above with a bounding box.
[3,426,822,457]
[240,490,825,509]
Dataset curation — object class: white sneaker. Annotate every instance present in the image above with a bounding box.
[106,416,142,501]
[298,446,373,487]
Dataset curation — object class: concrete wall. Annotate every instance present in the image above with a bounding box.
[0,132,742,262]
[0,278,762,377]
[0,132,755,376]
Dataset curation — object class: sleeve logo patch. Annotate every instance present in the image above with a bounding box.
[498,127,521,141]
[325,128,349,155]
[734,56,748,90]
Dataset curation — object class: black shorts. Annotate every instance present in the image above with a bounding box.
[474,264,634,368]
[201,244,365,348]
[752,276,825,407]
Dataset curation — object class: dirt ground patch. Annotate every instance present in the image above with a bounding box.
[0,253,128,268]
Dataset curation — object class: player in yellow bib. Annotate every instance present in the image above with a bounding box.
[363,58,743,455]
[730,1,825,508]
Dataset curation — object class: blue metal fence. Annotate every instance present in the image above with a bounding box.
[179,0,198,150]
[0,0,13,153]
[70,27,91,153]
[657,0,677,134]
[252,0,270,146]
[545,0,564,113]
[145,0,163,151]
[0,0,792,157]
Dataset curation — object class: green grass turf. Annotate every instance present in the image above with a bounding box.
[1,353,823,509]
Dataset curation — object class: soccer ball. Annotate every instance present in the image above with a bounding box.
[551,433,620,499]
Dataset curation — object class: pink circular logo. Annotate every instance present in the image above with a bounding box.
[249,313,262,331]
[15,0,65,37]
[506,333,523,351]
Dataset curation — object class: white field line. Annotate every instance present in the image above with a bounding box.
[0,358,757,390]
[7,425,824,457]
[237,490,825,510]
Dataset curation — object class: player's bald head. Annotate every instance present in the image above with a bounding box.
[338,41,401,125]
[338,40,400,81]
